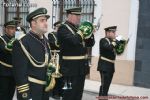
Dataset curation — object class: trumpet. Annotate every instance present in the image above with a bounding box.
[45,50,62,91]
[51,50,62,78]
[45,62,56,91]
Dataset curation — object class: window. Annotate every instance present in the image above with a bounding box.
[52,0,95,27]
[0,0,29,35]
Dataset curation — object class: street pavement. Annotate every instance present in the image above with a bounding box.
[13,79,150,100]
[13,91,98,100]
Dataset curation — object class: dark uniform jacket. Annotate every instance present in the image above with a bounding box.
[97,37,116,73]
[48,32,59,50]
[57,21,95,76]
[12,31,51,100]
[0,34,14,76]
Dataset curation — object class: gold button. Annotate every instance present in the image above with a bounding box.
[22,93,28,98]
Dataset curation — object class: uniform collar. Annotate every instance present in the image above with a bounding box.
[29,31,44,40]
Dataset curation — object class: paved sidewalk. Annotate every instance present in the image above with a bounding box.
[84,79,150,98]
[13,79,150,100]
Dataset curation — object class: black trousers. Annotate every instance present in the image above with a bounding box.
[52,77,64,97]
[62,75,85,100]
[30,82,49,100]
[0,76,16,100]
[99,71,114,96]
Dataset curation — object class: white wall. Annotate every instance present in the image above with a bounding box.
[92,0,102,56]
[92,0,134,60]
[0,1,5,35]
[127,0,139,60]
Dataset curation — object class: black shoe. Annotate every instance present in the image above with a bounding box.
[52,95,61,100]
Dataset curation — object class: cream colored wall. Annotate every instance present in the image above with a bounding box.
[90,0,136,86]
[90,57,135,86]
[92,0,131,59]
[100,0,130,60]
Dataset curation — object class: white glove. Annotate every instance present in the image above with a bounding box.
[17,27,21,31]
[15,31,25,40]
[116,35,123,41]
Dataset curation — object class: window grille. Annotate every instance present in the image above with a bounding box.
[0,0,29,34]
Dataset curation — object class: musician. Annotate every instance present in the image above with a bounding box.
[48,21,64,99]
[13,17,26,34]
[48,21,61,50]
[0,20,16,100]
[12,8,51,100]
[97,26,118,97]
[57,7,95,100]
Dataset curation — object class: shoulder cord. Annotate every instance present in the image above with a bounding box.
[0,36,7,45]
[19,40,49,67]
[50,33,59,47]
[63,24,75,35]
[63,24,85,46]
[105,38,111,45]
[0,36,12,67]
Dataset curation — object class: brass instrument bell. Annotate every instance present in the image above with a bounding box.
[78,21,94,39]
[115,35,127,55]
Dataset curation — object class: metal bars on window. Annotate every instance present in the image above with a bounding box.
[52,0,95,27]
[0,0,29,34]
[0,0,5,34]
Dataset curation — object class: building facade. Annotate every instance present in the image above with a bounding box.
[91,0,150,88]
[0,0,150,88]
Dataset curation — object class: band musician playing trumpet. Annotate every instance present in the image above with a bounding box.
[57,7,95,100]
[97,26,127,98]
